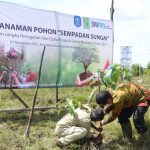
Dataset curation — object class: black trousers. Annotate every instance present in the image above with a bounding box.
[118,106,149,134]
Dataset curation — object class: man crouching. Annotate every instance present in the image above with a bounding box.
[55,108,104,147]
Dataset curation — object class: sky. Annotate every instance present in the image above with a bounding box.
[1,0,150,67]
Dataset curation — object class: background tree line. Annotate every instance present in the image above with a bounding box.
[131,62,150,76]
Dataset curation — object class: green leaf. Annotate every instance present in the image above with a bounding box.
[65,99,75,116]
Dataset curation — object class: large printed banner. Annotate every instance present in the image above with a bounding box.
[0,1,113,88]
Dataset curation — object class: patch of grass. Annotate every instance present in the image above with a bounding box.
[0,110,64,150]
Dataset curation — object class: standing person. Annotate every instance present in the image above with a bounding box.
[95,83,150,145]
[55,107,104,147]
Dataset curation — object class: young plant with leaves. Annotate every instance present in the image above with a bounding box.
[101,64,132,89]
[88,64,132,103]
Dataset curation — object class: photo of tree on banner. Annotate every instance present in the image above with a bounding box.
[71,44,100,86]
[59,42,112,86]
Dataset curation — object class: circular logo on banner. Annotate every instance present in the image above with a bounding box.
[74,16,81,27]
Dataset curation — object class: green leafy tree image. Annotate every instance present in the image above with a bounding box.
[72,44,100,80]
[147,62,150,70]
[131,64,143,76]
[146,62,150,75]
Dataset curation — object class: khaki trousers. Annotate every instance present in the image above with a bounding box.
[57,126,88,145]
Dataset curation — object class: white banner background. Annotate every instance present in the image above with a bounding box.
[0,1,113,88]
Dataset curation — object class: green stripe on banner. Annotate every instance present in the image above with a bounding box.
[56,47,62,86]
[55,12,62,86]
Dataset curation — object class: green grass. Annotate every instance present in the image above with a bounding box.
[0,76,150,150]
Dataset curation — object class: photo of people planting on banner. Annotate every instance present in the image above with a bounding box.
[0,41,112,89]
[0,43,38,88]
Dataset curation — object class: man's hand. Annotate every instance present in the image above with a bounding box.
[96,127,103,132]
[10,73,16,79]
[100,120,106,127]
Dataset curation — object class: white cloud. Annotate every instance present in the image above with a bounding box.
[115,0,143,16]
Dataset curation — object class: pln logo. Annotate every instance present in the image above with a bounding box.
[74,16,81,27]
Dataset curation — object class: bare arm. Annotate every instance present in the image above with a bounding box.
[10,73,21,85]
[0,71,7,81]
[91,122,103,132]
[75,74,95,87]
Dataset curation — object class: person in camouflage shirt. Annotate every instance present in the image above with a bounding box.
[95,83,150,143]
